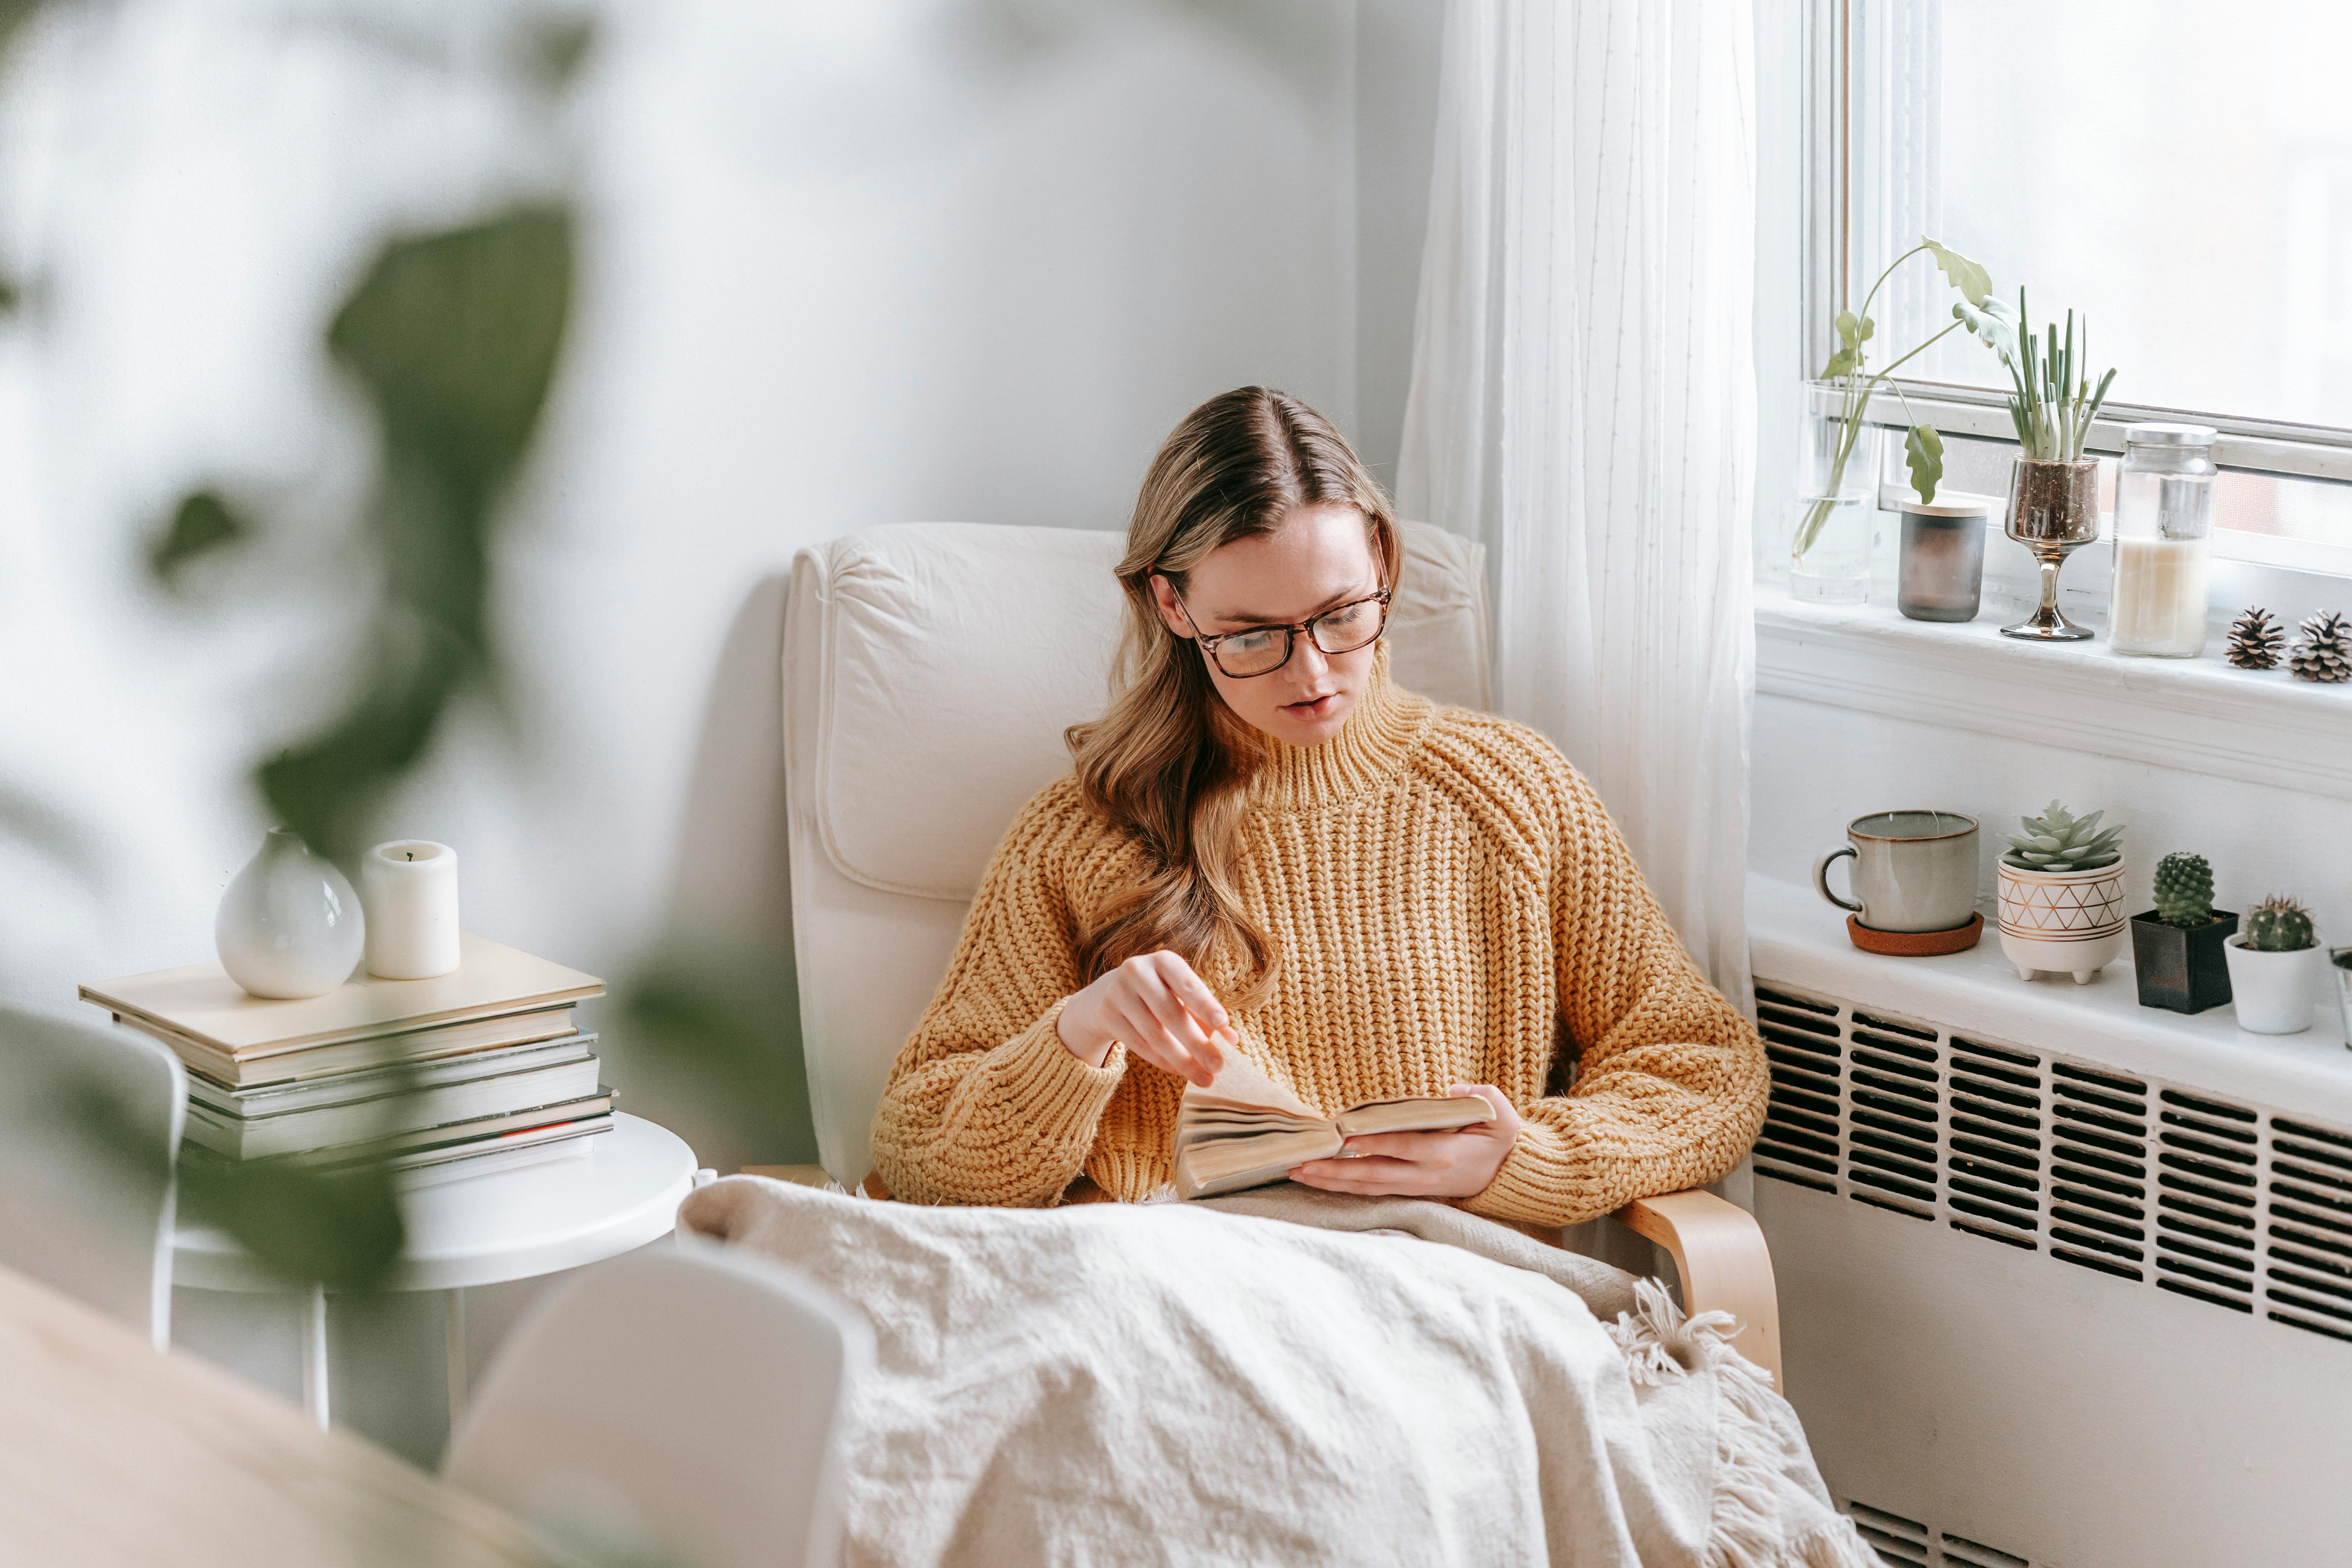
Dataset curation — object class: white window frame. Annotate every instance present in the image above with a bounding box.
[1801,0,2352,577]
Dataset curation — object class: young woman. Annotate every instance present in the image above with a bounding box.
[870,387,1766,1225]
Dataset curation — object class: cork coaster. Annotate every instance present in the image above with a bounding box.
[1847,911,1983,956]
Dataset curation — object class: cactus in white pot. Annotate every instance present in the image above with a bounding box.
[1995,801,2129,983]
[2225,894,2323,1034]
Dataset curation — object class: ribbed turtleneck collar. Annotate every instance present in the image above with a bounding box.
[1241,644,1433,814]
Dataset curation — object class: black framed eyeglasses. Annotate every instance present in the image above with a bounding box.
[1171,586,1393,679]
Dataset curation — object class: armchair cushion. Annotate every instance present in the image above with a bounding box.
[793,520,1489,903]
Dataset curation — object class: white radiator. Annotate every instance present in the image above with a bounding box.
[1746,881,2352,1568]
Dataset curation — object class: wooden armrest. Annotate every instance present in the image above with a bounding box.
[1612,1189,1784,1392]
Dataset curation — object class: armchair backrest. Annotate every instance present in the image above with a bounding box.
[781,520,1490,1185]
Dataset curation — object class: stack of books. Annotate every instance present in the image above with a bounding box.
[80,933,612,1187]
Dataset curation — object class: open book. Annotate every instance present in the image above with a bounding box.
[1172,1051,1494,1200]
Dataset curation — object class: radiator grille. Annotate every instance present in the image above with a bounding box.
[2268,1118,2352,1342]
[1844,1501,2033,1567]
[1755,980,2352,1348]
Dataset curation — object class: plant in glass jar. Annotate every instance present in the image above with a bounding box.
[1789,238,1997,603]
[1954,291,2118,641]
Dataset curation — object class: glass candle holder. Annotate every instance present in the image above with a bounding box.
[1896,497,1992,622]
[2109,423,2218,658]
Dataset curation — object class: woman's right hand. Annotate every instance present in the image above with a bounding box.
[1056,950,1232,1087]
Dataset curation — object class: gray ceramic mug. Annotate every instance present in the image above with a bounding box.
[1814,811,1980,933]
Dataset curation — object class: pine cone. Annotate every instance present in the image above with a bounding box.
[2290,610,2352,683]
[2227,606,2285,670]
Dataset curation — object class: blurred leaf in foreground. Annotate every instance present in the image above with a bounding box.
[523,14,596,93]
[178,1154,407,1294]
[147,488,251,588]
[263,205,573,863]
[620,938,817,1166]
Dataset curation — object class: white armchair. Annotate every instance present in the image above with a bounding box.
[752,520,1782,1385]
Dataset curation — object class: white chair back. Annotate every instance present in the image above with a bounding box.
[0,1011,185,1347]
[781,519,1490,1185]
[444,1240,873,1568]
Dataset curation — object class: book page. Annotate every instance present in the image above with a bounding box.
[1334,1097,1495,1138]
[1180,1047,1319,1119]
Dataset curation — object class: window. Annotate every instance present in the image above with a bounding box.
[1817,0,2352,564]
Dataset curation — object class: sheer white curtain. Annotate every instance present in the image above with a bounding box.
[1397,0,1757,1009]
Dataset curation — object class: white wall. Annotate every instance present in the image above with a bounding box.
[0,0,1443,1173]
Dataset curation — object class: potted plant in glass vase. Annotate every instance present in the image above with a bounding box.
[1789,238,1998,604]
[1995,800,2127,984]
[1955,292,2118,640]
[2226,896,2323,1035]
[2128,852,2236,1014]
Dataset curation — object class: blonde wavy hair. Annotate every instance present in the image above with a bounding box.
[1065,386,1402,1004]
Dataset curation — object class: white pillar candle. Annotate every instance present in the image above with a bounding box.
[2109,536,2210,657]
[361,840,461,980]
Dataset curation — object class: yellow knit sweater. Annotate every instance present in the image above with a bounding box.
[870,656,1767,1227]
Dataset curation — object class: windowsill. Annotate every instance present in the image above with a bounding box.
[1748,873,2352,1123]
[1755,588,2352,801]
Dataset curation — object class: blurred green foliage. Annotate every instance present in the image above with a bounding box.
[180,1154,409,1293]
[525,14,597,92]
[131,206,579,1294]
[263,207,574,867]
[147,489,250,588]
[619,940,819,1167]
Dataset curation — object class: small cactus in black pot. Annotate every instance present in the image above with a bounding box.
[2130,852,2237,1014]
[2152,853,2214,927]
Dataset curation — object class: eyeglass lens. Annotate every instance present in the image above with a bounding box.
[1212,597,1385,677]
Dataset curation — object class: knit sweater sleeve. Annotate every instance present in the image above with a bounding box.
[1464,750,1768,1229]
[868,780,1129,1207]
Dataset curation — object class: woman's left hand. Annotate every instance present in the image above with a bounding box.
[1287,1084,1522,1200]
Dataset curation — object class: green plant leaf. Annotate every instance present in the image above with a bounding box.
[1856,315,1876,343]
[266,205,575,862]
[148,489,250,588]
[180,1156,406,1293]
[1835,309,1860,347]
[1904,424,1944,503]
[1922,238,1994,306]
[1820,346,1856,379]
[1953,299,2016,365]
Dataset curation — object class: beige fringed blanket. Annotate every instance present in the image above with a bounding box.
[679,1177,1872,1568]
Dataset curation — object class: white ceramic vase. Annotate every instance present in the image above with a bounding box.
[1996,858,2129,984]
[215,829,366,999]
[2224,938,2321,1035]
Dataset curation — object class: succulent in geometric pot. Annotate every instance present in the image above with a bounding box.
[2226,894,2323,1035]
[2129,851,2237,1014]
[1995,800,2130,984]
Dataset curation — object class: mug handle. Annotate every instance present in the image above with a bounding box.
[1814,846,1863,914]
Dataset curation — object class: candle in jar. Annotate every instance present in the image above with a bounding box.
[361,840,461,979]
[2109,536,2209,657]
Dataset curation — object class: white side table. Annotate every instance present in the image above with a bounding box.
[172,1112,702,1464]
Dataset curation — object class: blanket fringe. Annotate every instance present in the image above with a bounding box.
[1605,1277,1758,1388]
[1609,1279,1879,1568]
